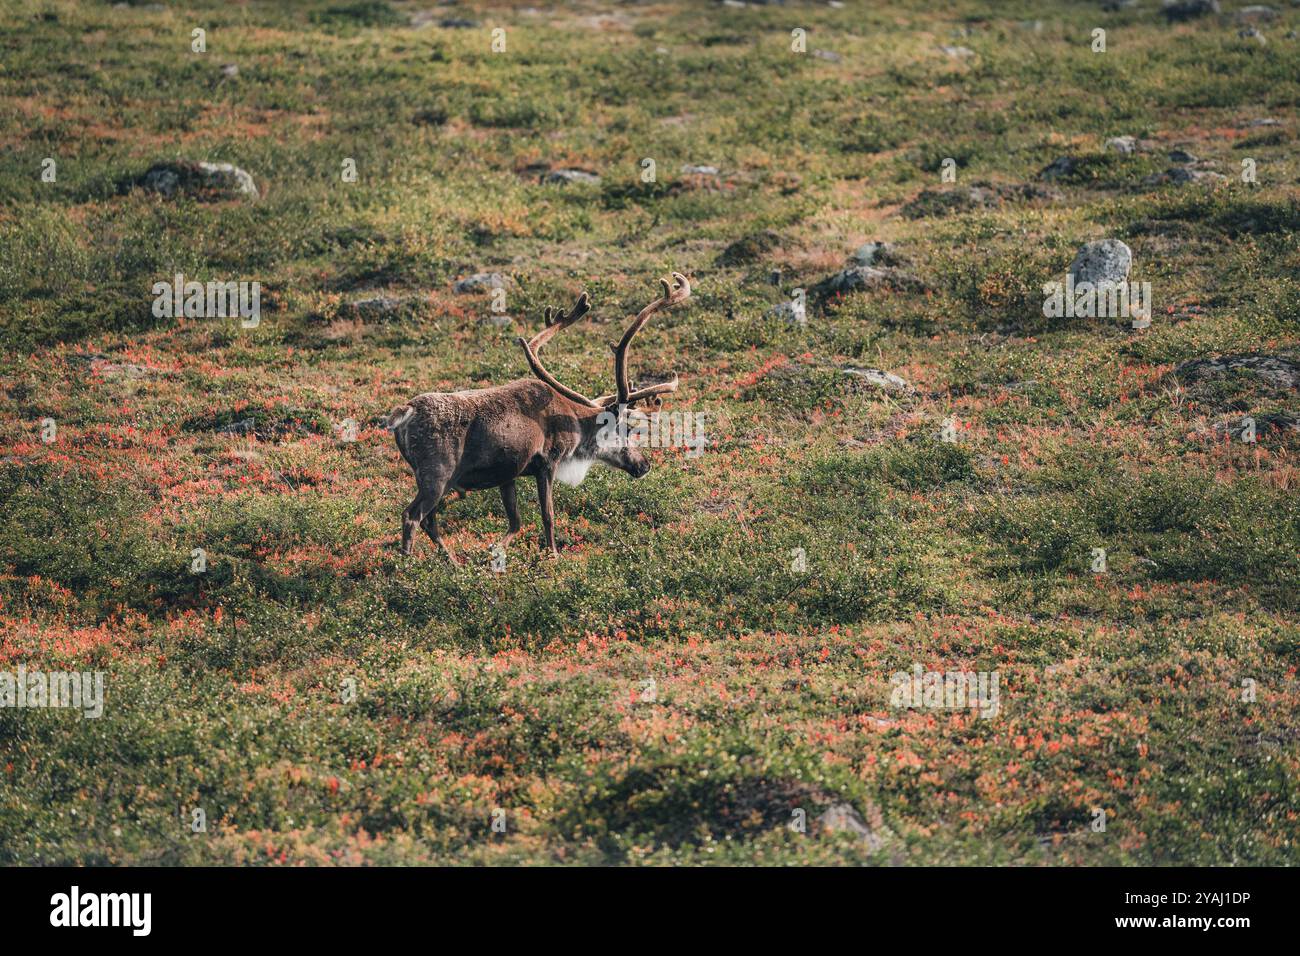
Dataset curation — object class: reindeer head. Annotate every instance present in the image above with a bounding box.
[518,273,691,479]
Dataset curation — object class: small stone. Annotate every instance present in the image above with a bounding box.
[1239,26,1267,44]
[1213,413,1298,438]
[1174,354,1300,391]
[543,168,601,185]
[841,367,912,394]
[817,803,885,850]
[348,295,408,320]
[812,48,842,62]
[216,418,256,435]
[1105,136,1138,155]
[938,45,975,59]
[219,63,239,79]
[480,315,514,329]
[1168,149,1199,164]
[813,265,924,298]
[1235,5,1278,23]
[1168,167,1228,185]
[453,273,509,293]
[680,164,719,176]
[850,241,903,267]
[139,160,258,201]
[1069,239,1132,289]
[765,301,806,324]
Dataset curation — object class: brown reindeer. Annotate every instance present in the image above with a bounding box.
[385,273,690,563]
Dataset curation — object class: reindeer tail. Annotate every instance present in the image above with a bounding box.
[384,404,415,431]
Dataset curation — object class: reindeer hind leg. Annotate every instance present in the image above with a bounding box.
[400,494,425,556]
[415,471,463,566]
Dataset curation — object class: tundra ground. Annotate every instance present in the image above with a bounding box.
[0,0,1297,864]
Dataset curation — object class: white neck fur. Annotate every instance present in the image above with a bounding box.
[555,455,596,487]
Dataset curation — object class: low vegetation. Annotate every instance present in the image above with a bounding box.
[1,0,1297,865]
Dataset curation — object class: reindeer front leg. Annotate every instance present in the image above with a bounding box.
[534,468,558,558]
[497,479,521,548]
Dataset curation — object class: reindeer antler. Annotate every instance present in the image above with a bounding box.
[517,292,602,408]
[606,272,691,408]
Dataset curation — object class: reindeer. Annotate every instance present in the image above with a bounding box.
[384,273,691,563]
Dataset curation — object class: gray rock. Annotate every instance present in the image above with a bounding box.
[1168,167,1228,185]
[216,417,256,435]
[219,63,239,79]
[680,163,719,176]
[1105,136,1157,155]
[1235,5,1278,22]
[1174,354,1300,391]
[841,367,912,393]
[813,265,924,298]
[1249,118,1281,127]
[938,45,975,59]
[765,300,806,323]
[453,273,509,293]
[479,314,515,329]
[348,295,409,320]
[1213,412,1299,438]
[1239,26,1267,44]
[812,48,842,62]
[1168,148,1199,164]
[817,803,885,850]
[543,168,601,185]
[140,161,259,200]
[1068,239,1132,289]
[851,241,903,267]
[1161,0,1221,21]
